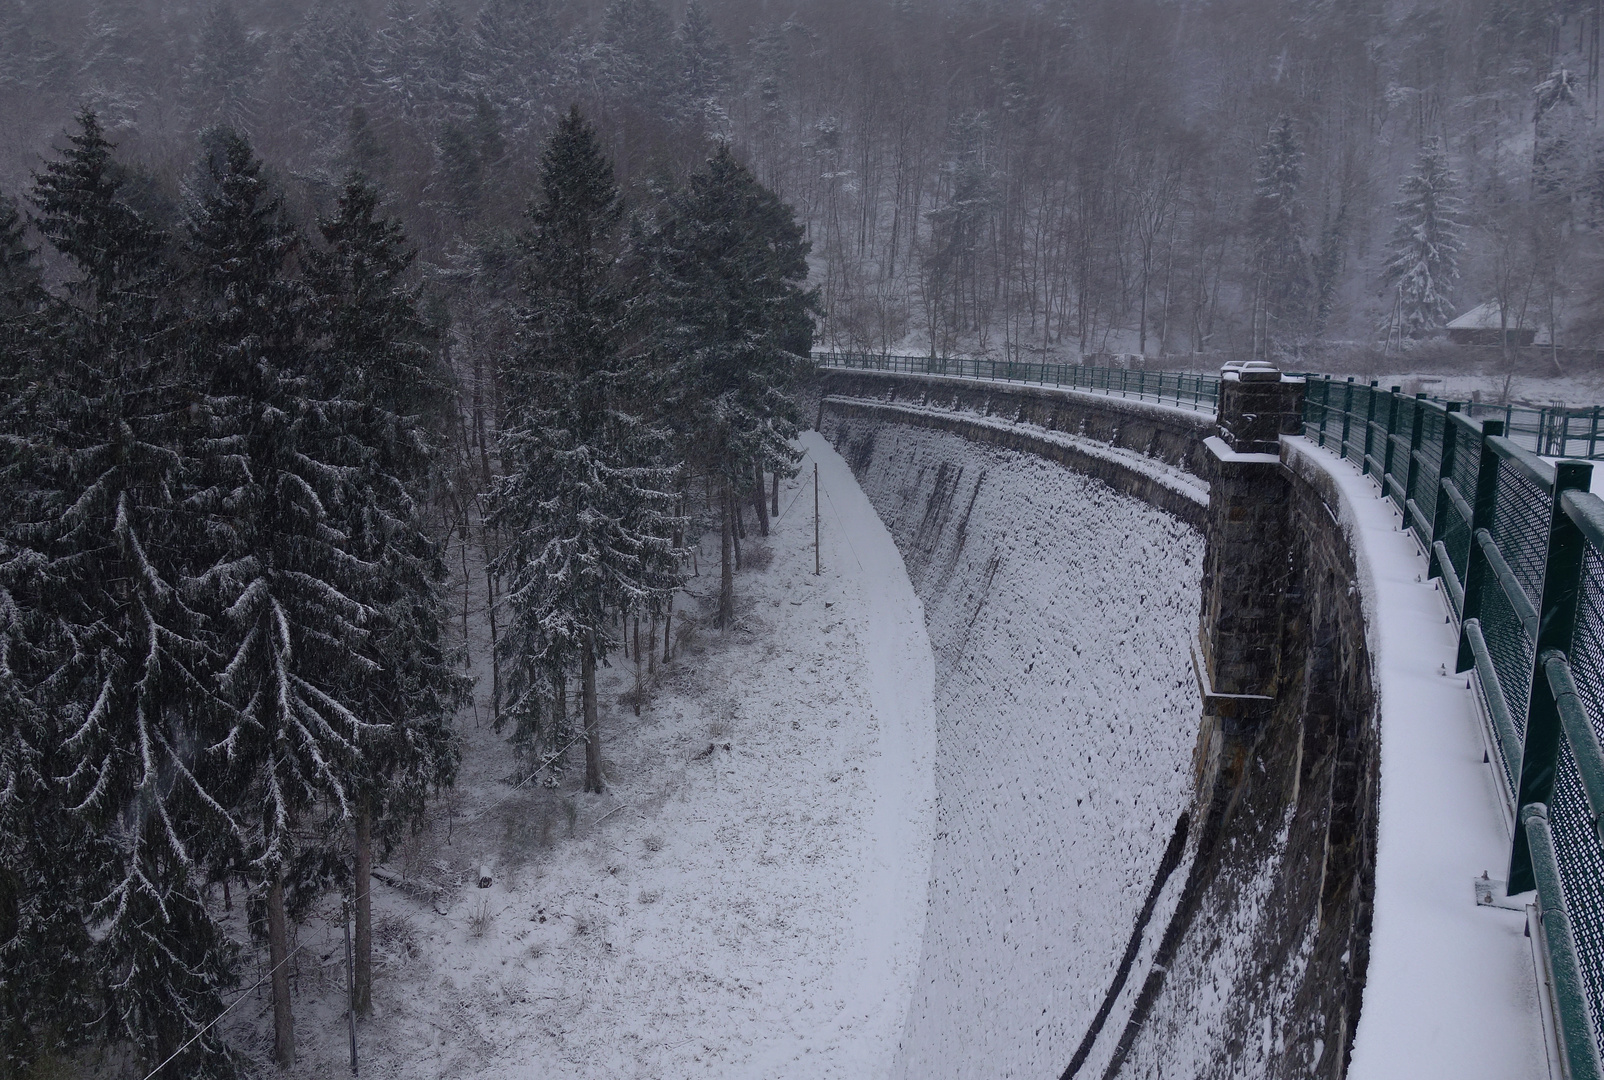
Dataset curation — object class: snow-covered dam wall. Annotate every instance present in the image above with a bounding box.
[817,371,1380,1080]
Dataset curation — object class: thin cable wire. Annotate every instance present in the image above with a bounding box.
[775,453,812,522]
[820,485,864,571]
[139,942,307,1080]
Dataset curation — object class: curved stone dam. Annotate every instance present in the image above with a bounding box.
[816,370,1381,1080]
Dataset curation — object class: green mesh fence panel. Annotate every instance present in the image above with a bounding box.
[1551,741,1604,1069]
[1573,547,1604,730]
[1492,458,1554,612]
[1480,567,1535,790]
[1566,543,1604,1071]
[1411,407,1445,545]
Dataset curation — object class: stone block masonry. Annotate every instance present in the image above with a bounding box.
[816,363,1381,1080]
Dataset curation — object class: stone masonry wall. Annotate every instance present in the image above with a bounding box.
[816,368,1379,1080]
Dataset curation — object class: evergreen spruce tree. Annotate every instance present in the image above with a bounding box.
[0,192,43,401]
[1247,116,1313,358]
[305,172,463,1016]
[645,145,814,627]
[286,3,372,145]
[492,108,682,794]
[183,128,371,1068]
[181,2,265,133]
[1381,138,1464,339]
[676,0,732,135]
[0,109,240,1077]
[471,0,556,128]
[0,183,98,1080]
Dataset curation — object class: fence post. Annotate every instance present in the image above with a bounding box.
[1361,381,1378,475]
[1340,377,1355,458]
[1453,414,1502,671]
[1429,403,1462,580]
[1403,394,1426,518]
[1381,387,1402,484]
[1509,458,1596,893]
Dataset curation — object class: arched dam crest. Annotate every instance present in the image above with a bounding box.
[815,369,1378,1080]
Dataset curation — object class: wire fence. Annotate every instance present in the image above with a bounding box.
[816,352,1604,1079]
[812,351,1221,413]
[1306,376,1604,1080]
[813,353,1604,460]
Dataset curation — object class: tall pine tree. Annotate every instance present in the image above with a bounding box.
[492,108,682,795]
[305,172,463,1016]
[183,128,372,1068]
[1381,138,1464,340]
[645,145,814,627]
[1247,116,1313,359]
[1,109,240,1077]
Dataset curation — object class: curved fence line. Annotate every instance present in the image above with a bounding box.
[816,352,1604,1080]
[814,353,1604,460]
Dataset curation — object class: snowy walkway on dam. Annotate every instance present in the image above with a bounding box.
[1287,437,1550,1080]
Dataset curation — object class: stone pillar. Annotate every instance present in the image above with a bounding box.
[1193,362,1306,797]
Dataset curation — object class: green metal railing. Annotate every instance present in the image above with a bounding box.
[1306,376,1604,1080]
[813,351,1221,413]
[814,353,1604,460]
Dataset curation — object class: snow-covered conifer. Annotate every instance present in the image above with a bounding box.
[1248,116,1313,357]
[181,2,264,133]
[644,145,815,627]
[471,0,557,128]
[1,109,240,1077]
[676,1,732,135]
[492,108,683,794]
[1380,138,1464,338]
[305,172,464,1014]
[183,128,374,1068]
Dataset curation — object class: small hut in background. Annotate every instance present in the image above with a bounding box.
[1446,301,1542,347]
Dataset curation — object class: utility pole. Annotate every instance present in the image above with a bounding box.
[814,463,821,576]
[344,902,358,1075]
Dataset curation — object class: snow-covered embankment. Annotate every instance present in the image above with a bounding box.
[822,415,1205,1079]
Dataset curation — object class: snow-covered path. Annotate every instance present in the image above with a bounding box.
[231,434,935,1079]
[1283,438,1549,1080]
[742,430,938,1076]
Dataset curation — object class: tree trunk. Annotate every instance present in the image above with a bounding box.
[754,463,770,536]
[633,616,642,717]
[719,485,734,630]
[268,875,295,1067]
[353,802,372,1017]
[771,470,780,518]
[583,634,602,793]
[486,556,500,727]
[663,596,673,663]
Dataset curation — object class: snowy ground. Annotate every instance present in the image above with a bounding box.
[223,432,937,1079]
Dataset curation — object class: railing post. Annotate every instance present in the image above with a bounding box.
[1509,458,1596,892]
[1428,403,1462,583]
[1381,387,1402,484]
[1453,414,1502,670]
[1340,377,1355,458]
[1315,376,1331,447]
[1403,394,1425,516]
[1362,380,1379,475]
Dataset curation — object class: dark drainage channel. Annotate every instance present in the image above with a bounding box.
[1060,811,1190,1080]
